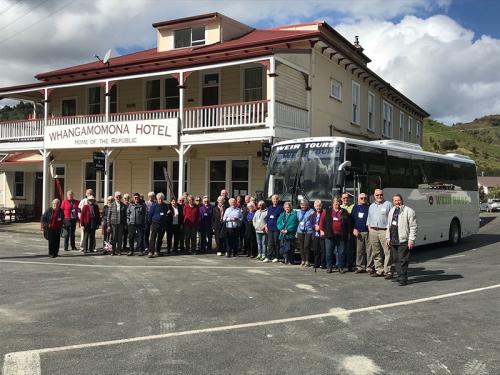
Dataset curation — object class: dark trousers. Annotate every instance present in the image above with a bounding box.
[179,225,185,251]
[296,232,312,263]
[266,229,280,259]
[214,225,225,253]
[166,224,181,252]
[312,236,326,268]
[111,224,124,254]
[123,226,129,250]
[83,227,96,253]
[346,236,356,269]
[184,225,197,254]
[144,222,151,250]
[48,228,61,257]
[128,224,144,253]
[225,227,239,254]
[199,226,213,253]
[149,222,164,255]
[63,219,77,250]
[244,228,258,257]
[239,223,246,251]
[390,242,410,282]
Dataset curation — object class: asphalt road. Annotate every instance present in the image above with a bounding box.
[1,213,499,375]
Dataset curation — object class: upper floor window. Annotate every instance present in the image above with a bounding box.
[399,111,404,141]
[416,120,421,139]
[61,98,77,117]
[146,80,161,110]
[382,101,393,137]
[174,26,205,48]
[243,67,263,101]
[88,87,101,115]
[165,78,180,109]
[408,116,413,140]
[352,81,360,124]
[330,79,342,101]
[368,92,375,131]
[109,85,118,114]
[14,172,24,198]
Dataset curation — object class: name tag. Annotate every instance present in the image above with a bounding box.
[270,215,275,219]
[299,222,305,229]
[392,220,397,226]
[57,217,62,221]
[160,212,165,216]
[381,208,387,213]
[333,217,339,221]
[204,213,208,216]
[358,212,364,218]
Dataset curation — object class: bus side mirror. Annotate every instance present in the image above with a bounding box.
[335,161,351,188]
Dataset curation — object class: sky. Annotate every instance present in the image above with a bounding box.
[0,0,499,125]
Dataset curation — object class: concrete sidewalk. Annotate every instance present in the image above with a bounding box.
[0,221,104,239]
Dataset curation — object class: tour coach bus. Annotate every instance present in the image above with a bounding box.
[262,137,479,245]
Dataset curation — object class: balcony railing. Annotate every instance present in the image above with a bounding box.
[275,101,309,132]
[0,119,44,141]
[0,100,284,143]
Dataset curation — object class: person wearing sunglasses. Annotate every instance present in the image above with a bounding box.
[351,193,371,273]
[367,189,393,278]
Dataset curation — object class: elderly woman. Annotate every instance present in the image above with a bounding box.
[41,198,65,258]
[253,200,267,260]
[213,196,226,256]
[243,202,258,258]
[80,195,101,253]
[122,193,131,251]
[223,198,243,257]
[102,196,114,253]
[311,200,325,269]
[277,201,299,264]
[296,199,315,267]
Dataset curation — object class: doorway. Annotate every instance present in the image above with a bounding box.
[34,172,43,218]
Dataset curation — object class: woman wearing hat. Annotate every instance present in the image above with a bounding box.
[80,195,101,253]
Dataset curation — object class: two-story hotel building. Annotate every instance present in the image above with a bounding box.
[0,12,429,215]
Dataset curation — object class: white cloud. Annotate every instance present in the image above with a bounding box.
[1,0,499,123]
[335,15,500,123]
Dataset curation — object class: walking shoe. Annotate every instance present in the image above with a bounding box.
[305,262,310,267]
[332,267,339,272]
[272,258,279,263]
[384,273,393,280]
[326,267,333,273]
[127,252,133,256]
[339,268,347,274]
[355,269,366,274]
[371,272,383,277]
[263,258,270,263]
[398,279,408,286]
[217,252,222,256]
[148,253,154,258]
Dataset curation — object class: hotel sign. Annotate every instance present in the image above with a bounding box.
[44,119,179,149]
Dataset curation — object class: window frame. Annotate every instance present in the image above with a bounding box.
[149,158,189,199]
[13,171,25,199]
[330,78,342,101]
[399,111,405,141]
[416,120,421,139]
[242,66,264,102]
[87,86,102,115]
[367,91,375,132]
[205,156,252,203]
[382,100,393,138]
[81,160,114,202]
[408,116,414,141]
[351,80,361,125]
[174,26,206,49]
[60,97,78,117]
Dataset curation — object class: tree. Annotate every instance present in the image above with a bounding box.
[439,139,458,150]
[479,185,486,202]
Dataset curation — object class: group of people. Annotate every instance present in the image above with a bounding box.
[41,187,417,285]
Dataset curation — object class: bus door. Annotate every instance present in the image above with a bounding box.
[345,171,369,203]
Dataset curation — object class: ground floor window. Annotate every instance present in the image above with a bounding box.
[151,160,187,199]
[14,171,24,198]
[209,159,250,202]
[84,162,113,201]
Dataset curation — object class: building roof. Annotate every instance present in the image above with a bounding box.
[478,176,500,188]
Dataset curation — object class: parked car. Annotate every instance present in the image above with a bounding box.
[487,199,500,212]
[480,202,489,212]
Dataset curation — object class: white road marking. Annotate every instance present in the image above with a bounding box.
[0,259,283,270]
[2,351,41,375]
[441,255,467,260]
[3,282,500,375]
[295,283,317,293]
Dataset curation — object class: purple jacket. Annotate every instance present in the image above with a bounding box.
[198,204,213,228]
[265,204,283,231]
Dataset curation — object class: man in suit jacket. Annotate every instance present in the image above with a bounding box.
[107,191,127,255]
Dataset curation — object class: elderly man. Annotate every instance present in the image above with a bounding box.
[143,192,155,255]
[386,194,417,286]
[223,198,243,257]
[351,193,371,273]
[220,189,230,209]
[148,193,169,258]
[61,190,79,251]
[107,191,127,255]
[78,189,94,249]
[367,189,393,278]
[127,193,147,256]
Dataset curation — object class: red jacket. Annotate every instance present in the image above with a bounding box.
[80,204,101,228]
[61,199,80,220]
[183,204,199,227]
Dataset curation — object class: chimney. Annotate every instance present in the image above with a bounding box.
[354,35,364,53]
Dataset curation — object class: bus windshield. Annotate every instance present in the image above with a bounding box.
[264,141,344,203]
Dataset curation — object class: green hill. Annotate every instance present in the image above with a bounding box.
[423,117,500,176]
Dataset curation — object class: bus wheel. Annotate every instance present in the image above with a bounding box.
[449,219,461,245]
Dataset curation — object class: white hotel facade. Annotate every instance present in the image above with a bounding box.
[0,12,428,216]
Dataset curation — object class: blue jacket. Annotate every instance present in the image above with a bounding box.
[351,204,369,232]
[148,202,169,226]
[198,204,213,228]
[265,204,283,231]
[296,208,314,234]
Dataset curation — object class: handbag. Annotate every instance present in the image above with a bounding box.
[61,226,68,238]
[219,224,228,240]
[43,227,49,240]
[279,238,291,256]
